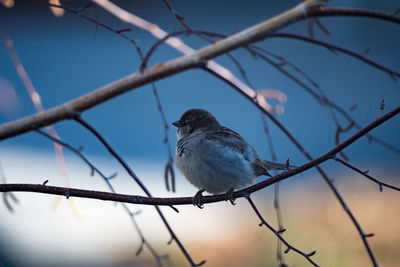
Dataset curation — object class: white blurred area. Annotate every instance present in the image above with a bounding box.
[0,146,256,266]
[1,146,400,267]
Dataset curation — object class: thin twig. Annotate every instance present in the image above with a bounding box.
[161,0,191,31]
[0,26,70,185]
[47,3,143,62]
[261,116,286,264]
[274,180,285,265]
[151,84,176,193]
[270,32,400,79]
[247,45,400,156]
[308,7,400,25]
[335,157,400,192]
[161,0,256,90]
[246,195,318,267]
[0,24,84,216]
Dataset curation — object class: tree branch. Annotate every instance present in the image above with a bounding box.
[270,32,400,79]
[0,0,325,140]
[335,157,400,192]
[1,4,399,141]
[246,196,318,267]
[2,106,398,206]
[308,7,400,24]
[141,28,400,157]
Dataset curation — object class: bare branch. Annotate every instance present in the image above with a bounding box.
[151,84,176,193]
[0,25,71,188]
[246,195,319,267]
[2,106,398,206]
[308,7,400,24]
[47,3,143,59]
[261,116,286,264]
[270,33,400,79]
[161,0,191,31]
[0,0,325,140]
[0,25,90,219]
[335,157,400,192]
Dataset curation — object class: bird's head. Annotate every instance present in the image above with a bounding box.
[173,109,220,139]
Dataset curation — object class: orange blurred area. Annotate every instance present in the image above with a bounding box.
[140,176,400,267]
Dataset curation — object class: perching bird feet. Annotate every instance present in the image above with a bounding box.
[192,189,205,209]
[224,188,236,205]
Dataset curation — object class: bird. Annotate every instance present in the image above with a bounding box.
[173,109,293,207]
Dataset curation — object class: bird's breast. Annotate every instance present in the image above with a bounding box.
[175,134,255,194]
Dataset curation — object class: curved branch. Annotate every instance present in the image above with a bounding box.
[1,3,399,141]
[270,32,400,79]
[246,196,319,267]
[308,7,400,25]
[0,0,325,140]
[335,157,400,192]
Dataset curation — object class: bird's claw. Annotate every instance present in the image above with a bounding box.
[192,189,205,209]
[224,188,236,205]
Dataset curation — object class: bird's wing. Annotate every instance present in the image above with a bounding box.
[207,126,249,158]
[207,127,271,177]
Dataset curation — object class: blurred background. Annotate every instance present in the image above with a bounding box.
[0,0,399,266]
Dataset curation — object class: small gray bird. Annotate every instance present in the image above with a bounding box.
[173,109,292,207]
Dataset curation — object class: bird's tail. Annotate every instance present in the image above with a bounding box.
[262,160,295,171]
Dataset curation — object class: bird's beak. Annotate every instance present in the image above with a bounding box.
[172,120,180,128]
